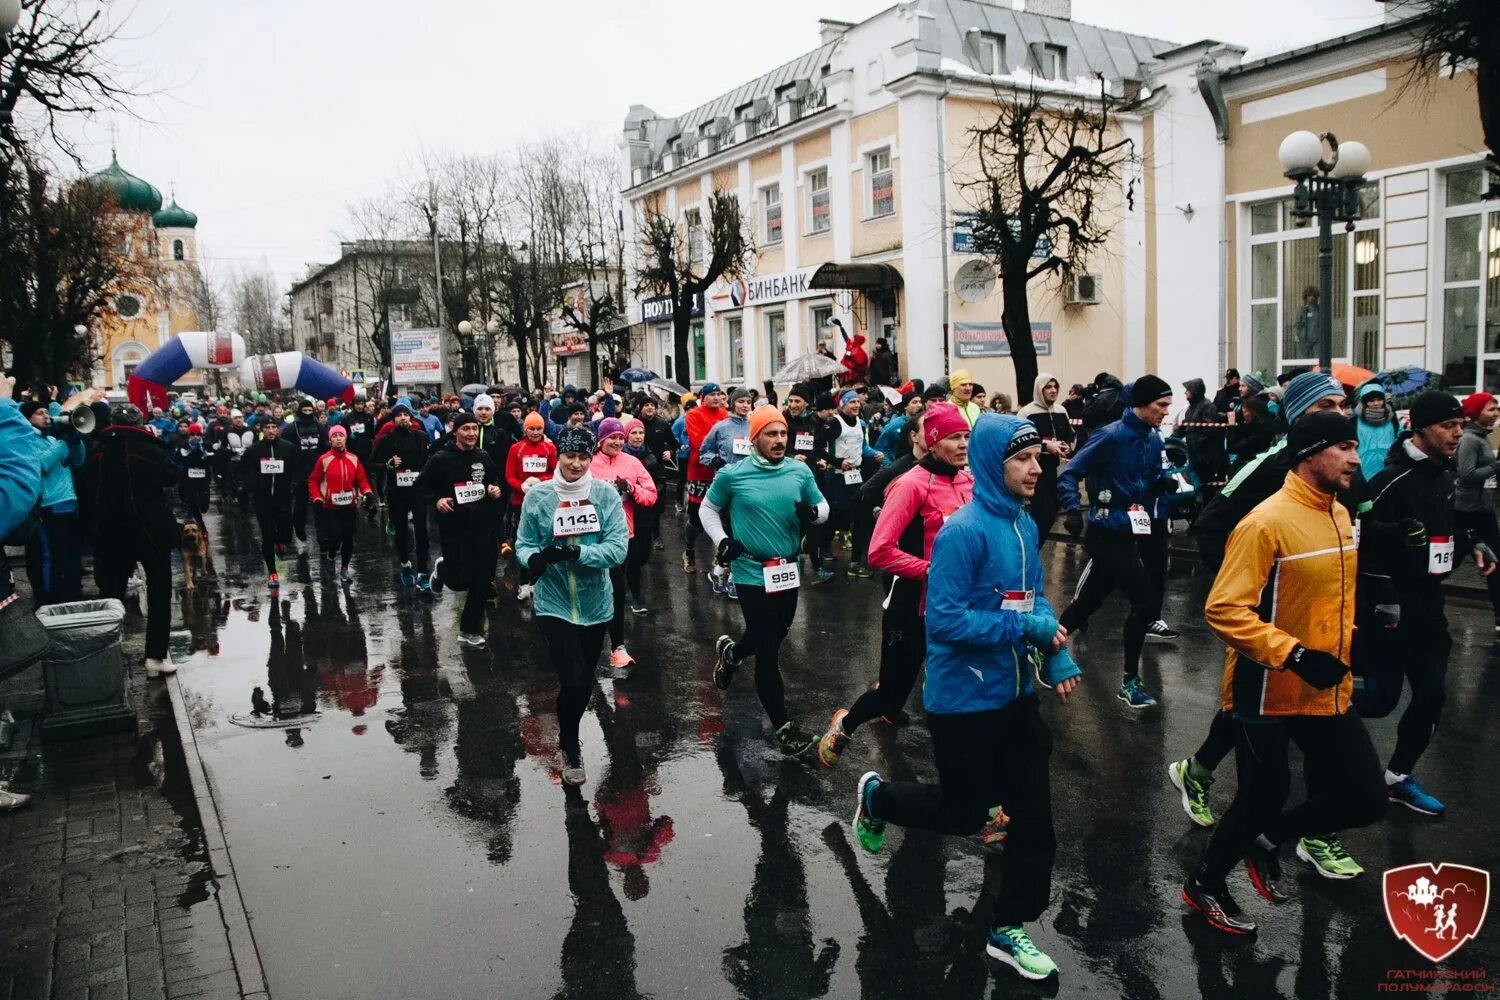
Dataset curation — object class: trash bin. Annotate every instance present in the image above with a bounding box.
[35,599,137,738]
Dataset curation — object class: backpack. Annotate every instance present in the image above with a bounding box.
[1083,385,1124,430]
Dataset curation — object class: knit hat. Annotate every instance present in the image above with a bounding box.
[922,402,969,449]
[523,412,545,430]
[1004,420,1043,461]
[1241,373,1265,396]
[20,401,44,421]
[814,391,837,411]
[556,424,597,455]
[1128,374,1172,405]
[749,405,787,442]
[950,368,974,387]
[450,411,478,430]
[622,417,644,438]
[922,383,949,402]
[230,408,243,418]
[1287,413,1357,464]
[1462,392,1494,421]
[1409,391,1463,430]
[1282,372,1345,425]
[597,417,625,441]
[786,383,812,404]
[680,392,696,406]
[328,424,347,438]
[473,393,495,411]
[700,382,722,396]
[188,423,204,435]
[728,388,751,408]
[839,389,859,407]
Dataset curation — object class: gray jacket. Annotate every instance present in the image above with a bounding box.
[1454,421,1500,513]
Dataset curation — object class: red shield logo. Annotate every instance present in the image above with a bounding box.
[1383,863,1490,962]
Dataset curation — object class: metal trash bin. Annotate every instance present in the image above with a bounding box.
[35,599,137,738]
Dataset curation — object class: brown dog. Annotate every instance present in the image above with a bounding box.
[179,523,213,589]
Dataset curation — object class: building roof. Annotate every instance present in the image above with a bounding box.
[152,199,198,230]
[86,155,163,214]
[1223,15,1424,78]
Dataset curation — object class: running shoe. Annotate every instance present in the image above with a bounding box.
[1118,677,1158,709]
[986,925,1058,980]
[339,567,354,584]
[1182,876,1256,935]
[847,563,873,579]
[725,579,738,601]
[415,572,431,593]
[810,568,837,586]
[854,771,886,853]
[385,521,395,537]
[878,708,911,727]
[713,635,737,690]
[399,562,415,588]
[516,583,533,601]
[430,557,445,593]
[776,722,816,757]
[267,572,279,591]
[458,632,487,649]
[979,805,1010,846]
[561,757,587,786]
[682,551,696,574]
[0,787,30,811]
[1296,835,1364,879]
[1388,775,1445,816]
[709,571,729,597]
[817,709,850,768]
[609,645,635,681]
[1167,758,1216,828]
[1145,620,1180,641]
[629,599,649,614]
[1244,841,1287,904]
[143,658,177,678]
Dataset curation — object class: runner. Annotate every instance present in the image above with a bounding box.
[782,385,835,583]
[306,425,375,582]
[701,404,829,756]
[288,398,328,544]
[515,424,629,785]
[850,414,1080,980]
[370,400,434,590]
[1453,391,1500,633]
[418,411,505,646]
[681,383,727,574]
[1055,375,1178,708]
[174,423,212,532]
[591,418,657,678]
[819,403,974,766]
[1016,373,1074,542]
[621,417,662,609]
[225,409,254,508]
[948,369,982,426]
[504,411,558,598]
[699,389,755,598]
[241,419,299,589]
[822,390,883,578]
[1184,413,1387,935]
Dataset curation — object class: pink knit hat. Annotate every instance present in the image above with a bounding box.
[922,402,968,448]
[622,417,644,437]
[328,424,348,439]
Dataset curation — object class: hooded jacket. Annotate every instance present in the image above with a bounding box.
[505,436,558,504]
[515,475,629,625]
[867,458,974,611]
[839,333,869,385]
[590,449,657,537]
[923,414,1080,715]
[1354,381,1398,480]
[1361,435,1464,604]
[306,448,373,505]
[1454,420,1499,514]
[241,436,300,504]
[1179,378,1225,466]
[1056,408,1171,535]
[699,412,752,469]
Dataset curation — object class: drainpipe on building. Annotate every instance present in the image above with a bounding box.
[937,79,951,376]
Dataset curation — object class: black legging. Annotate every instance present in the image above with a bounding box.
[730,585,799,729]
[388,491,430,571]
[869,696,1056,926]
[843,578,924,733]
[1058,526,1160,681]
[1199,709,1386,885]
[624,523,654,600]
[95,531,172,660]
[1194,709,1236,771]
[1355,619,1451,776]
[608,564,628,648]
[316,504,356,567]
[1031,460,1060,542]
[252,497,293,574]
[537,616,608,764]
[684,496,706,566]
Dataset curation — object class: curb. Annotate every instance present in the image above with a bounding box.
[167,673,272,1000]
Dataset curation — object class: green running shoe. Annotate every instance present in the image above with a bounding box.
[986,925,1058,980]
[854,771,886,853]
[1296,834,1364,879]
[1167,758,1216,828]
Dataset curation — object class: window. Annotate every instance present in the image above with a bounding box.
[692,321,706,382]
[1031,43,1066,80]
[810,303,833,352]
[726,316,744,380]
[766,312,787,373]
[658,326,673,381]
[1440,167,1500,391]
[114,293,142,319]
[685,207,705,268]
[1244,181,1382,376]
[763,184,782,244]
[172,239,185,261]
[868,149,894,218]
[807,169,830,235]
[975,33,1005,75]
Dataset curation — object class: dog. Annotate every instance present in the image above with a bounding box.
[179,523,216,590]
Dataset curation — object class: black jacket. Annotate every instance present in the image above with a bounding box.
[81,426,179,547]
[1361,435,1465,604]
[371,425,433,497]
[289,418,328,471]
[784,411,821,465]
[341,410,377,460]
[869,346,897,387]
[640,415,677,466]
[414,443,501,536]
[242,437,301,504]
[1212,385,1240,415]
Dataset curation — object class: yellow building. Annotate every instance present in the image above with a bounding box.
[84,155,204,391]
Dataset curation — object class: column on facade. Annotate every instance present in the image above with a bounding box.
[895,89,945,376]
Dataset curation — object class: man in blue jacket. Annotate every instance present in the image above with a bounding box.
[1056,374,1178,708]
[851,414,1081,981]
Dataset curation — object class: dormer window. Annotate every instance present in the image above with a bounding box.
[975,33,1005,75]
[1030,42,1066,79]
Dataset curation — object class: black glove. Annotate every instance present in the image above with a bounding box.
[1399,517,1428,549]
[1286,646,1349,690]
[614,477,632,498]
[1152,476,1180,497]
[527,551,548,576]
[558,545,581,562]
[542,545,573,564]
[1064,509,1083,538]
[794,500,818,529]
[716,537,745,567]
[361,491,375,510]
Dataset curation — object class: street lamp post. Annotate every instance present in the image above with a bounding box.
[456,319,477,387]
[0,0,21,139]
[483,319,500,385]
[1277,130,1371,374]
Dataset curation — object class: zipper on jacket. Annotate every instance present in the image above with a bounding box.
[1330,500,1346,716]
[1013,519,1027,696]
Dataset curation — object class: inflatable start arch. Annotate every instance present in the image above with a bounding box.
[237,352,354,403]
[126,332,353,411]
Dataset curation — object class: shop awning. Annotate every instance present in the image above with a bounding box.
[807,262,903,291]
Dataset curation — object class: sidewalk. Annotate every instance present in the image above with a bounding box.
[0,575,266,1000]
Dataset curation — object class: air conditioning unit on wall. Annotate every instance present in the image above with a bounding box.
[1066,272,1101,305]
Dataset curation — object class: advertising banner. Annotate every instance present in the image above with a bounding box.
[391,328,443,386]
[953,321,1052,358]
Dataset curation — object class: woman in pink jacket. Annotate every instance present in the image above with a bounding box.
[818,402,974,766]
[592,418,658,678]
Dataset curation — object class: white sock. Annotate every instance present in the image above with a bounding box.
[1385,769,1407,786]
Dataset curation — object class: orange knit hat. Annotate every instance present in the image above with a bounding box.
[748,404,787,442]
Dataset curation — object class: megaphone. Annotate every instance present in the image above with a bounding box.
[70,406,96,434]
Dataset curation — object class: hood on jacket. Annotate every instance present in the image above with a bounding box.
[1183,378,1207,402]
[1354,379,1391,425]
[969,413,1034,519]
[1018,372,1067,416]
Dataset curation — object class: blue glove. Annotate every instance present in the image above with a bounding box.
[1021,612,1060,646]
[1040,647,1082,688]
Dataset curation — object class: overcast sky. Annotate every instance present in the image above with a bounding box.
[60,0,1386,293]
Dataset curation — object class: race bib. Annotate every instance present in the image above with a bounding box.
[349,424,364,435]
[553,499,599,537]
[187,467,207,479]
[842,468,863,485]
[763,559,801,593]
[1486,475,1497,490]
[259,459,284,475]
[330,490,354,507]
[794,433,814,452]
[454,482,486,505]
[732,437,751,456]
[1127,505,1152,536]
[1428,535,1454,575]
[522,455,547,473]
[301,435,320,450]
[395,471,418,487]
[1000,589,1035,613]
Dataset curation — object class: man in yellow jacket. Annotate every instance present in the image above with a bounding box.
[1183,413,1387,935]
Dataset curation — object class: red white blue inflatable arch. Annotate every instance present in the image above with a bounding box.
[127,332,353,411]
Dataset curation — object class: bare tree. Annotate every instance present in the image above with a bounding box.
[634,190,751,385]
[559,148,627,383]
[188,249,222,331]
[961,78,1139,404]
[341,193,429,372]
[228,263,289,357]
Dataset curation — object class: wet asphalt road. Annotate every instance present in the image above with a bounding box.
[167,501,1500,999]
